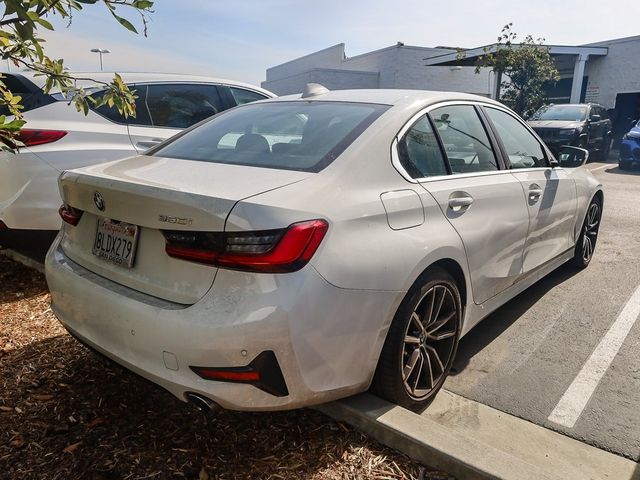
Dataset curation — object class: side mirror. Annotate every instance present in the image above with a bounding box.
[589,114,601,122]
[557,146,589,168]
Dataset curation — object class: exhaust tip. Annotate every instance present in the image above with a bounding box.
[185,392,221,414]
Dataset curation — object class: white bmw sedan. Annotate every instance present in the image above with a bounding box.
[0,72,273,234]
[45,87,603,412]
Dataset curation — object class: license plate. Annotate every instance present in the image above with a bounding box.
[92,218,140,268]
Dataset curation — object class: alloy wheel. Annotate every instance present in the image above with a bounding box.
[582,202,600,263]
[401,284,459,400]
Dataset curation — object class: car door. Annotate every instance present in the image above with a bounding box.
[407,103,530,305]
[126,83,226,152]
[483,106,577,274]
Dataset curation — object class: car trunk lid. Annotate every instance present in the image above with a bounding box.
[58,155,311,304]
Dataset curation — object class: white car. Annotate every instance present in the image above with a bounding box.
[0,72,274,233]
[45,86,603,412]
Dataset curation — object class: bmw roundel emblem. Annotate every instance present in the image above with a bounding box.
[94,191,105,211]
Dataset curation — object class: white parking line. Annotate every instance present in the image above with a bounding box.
[587,164,612,172]
[548,284,640,428]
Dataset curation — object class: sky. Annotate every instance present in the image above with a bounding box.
[29,0,640,87]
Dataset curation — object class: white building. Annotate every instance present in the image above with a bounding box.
[263,43,492,97]
[264,36,640,141]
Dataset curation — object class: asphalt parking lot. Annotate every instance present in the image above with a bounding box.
[444,158,640,461]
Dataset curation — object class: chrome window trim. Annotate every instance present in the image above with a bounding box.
[391,100,513,183]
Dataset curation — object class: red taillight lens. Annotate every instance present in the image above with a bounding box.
[163,219,328,273]
[16,129,67,147]
[58,204,84,226]
[0,221,7,230]
[191,368,260,382]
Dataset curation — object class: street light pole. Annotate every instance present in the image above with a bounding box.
[90,48,111,71]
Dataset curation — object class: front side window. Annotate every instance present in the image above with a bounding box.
[146,84,224,129]
[154,101,389,172]
[398,116,447,178]
[230,87,269,106]
[485,107,548,169]
[429,105,499,174]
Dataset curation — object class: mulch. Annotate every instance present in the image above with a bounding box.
[0,253,453,480]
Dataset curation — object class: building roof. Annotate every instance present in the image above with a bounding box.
[424,44,608,67]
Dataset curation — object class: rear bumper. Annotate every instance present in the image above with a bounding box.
[45,234,401,411]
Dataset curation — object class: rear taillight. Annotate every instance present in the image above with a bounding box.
[0,221,7,230]
[16,129,67,147]
[163,219,328,273]
[190,351,289,397]
[58,204,84,226]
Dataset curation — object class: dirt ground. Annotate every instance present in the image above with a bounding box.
[0,253,452,480]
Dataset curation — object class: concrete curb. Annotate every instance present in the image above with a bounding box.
[317,391,640,480]
[0,248,45,274]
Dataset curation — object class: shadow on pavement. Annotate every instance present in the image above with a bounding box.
[604,166,640,176]
[0,253,48,304]
[0,229,57,263]
[451,263,579,375]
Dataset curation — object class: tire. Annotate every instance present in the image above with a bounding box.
[572,196,602,269]
[619,160,629,170]
[372,267,462,412]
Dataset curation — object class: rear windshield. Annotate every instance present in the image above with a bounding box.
[152,101,389,172]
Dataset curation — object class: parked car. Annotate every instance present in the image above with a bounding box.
[618,119,640,170]
[0,72,274,235]
[45,86,603,413]
[528,103,612,160]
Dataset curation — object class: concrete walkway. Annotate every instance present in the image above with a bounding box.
[318,391,640,480]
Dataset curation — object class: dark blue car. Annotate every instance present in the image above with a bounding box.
[619,120,640,169]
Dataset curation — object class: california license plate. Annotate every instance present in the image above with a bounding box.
[92,218,140,268]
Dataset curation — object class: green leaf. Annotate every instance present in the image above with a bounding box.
[34,17,54,30]
[112,14,138,33]
[132,0,154,9]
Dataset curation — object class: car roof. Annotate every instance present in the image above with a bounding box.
[1,71,274,97]
[273,88,504,108]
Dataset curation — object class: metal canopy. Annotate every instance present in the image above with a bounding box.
[424,44,609,66]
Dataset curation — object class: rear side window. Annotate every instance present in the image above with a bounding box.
[429,105,499,174]
[230,87,269,105]
[146,84,224,128]
[398,116,448,178]
[153,101,389,172]
[484,107,548,169]
[90,84,151,125]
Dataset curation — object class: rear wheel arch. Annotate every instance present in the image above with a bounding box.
[398,258,469,328]
[429,259,467,310]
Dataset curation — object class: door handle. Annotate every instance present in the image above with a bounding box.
[448,194,474,211]
[528,184,543,202]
